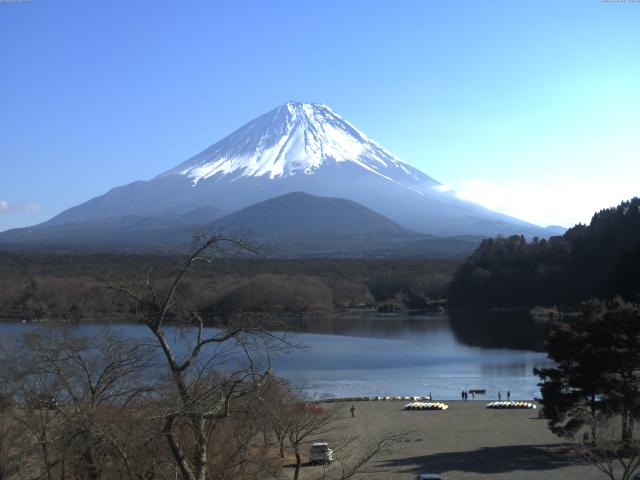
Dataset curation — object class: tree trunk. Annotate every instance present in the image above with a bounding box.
[590,396,597,445]
[193,416,207,480]
[82,447,101,480]
[276,432,286,458]
[41,427,53,480]
[164,417,195,480]
[622,409,632,444]
[293,446,301,480]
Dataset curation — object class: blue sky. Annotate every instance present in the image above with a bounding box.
[1,0,639,231]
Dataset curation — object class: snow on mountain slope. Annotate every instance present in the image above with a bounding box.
[10,100,551,239]
[163,102,437,193]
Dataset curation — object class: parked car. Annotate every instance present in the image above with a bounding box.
[309,442,334,465]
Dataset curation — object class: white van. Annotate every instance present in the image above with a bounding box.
[309,442,334,465]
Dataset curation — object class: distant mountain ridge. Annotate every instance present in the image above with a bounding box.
[0,101,560,253]
[0,206,224,248]
[213,192,409,239]
[207,192,475,257]
[0,192,483,257]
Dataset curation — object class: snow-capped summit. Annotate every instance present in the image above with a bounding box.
[163,101,437,192]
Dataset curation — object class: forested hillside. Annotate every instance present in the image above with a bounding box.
[449,198,640,307]
[0,253,456,321]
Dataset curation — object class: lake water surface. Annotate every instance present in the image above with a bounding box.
[0,312,551,400]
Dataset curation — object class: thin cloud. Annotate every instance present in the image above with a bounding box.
[433,184,452,193]
[451,177,640,228]
[22,203,41,212]
[0,200,42,213]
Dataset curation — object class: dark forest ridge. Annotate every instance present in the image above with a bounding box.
[0,251,457,322]
[450,197,640,307]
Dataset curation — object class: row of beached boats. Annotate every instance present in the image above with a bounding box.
[323,395,433,403]
[405,400,537,411]
[486,401,536,409]
[321,397,538,411]
[404,402,449,411]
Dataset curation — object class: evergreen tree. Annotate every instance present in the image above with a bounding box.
[610,244,640,302]
[535,298,640,443]
[450,197,640,307]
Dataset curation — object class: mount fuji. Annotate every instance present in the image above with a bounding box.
[0,102,556,253]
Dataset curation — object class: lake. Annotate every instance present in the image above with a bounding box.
[0,311,551,401]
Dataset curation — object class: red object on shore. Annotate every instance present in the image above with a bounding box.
[303,403,323,414]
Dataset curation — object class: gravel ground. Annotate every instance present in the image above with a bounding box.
[285,400,609,480]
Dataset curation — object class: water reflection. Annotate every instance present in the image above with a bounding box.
[448,308,549,351]
[282,312,451,340]
[0,311,552,400]
[273,311,552,399]
[282,310,549,351]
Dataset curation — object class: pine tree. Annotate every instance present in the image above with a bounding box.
[535,298,640,443]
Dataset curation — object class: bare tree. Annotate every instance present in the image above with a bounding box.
[203,387,282,480]
[578,412,640,480]
[110,232,288,480]
[1,335,67,480]
[0,327,166,480]
[285,402,340,480]
[313,432,405,480]
[0,387,23,480]
[259,380,402,480]
[259,376,297,459]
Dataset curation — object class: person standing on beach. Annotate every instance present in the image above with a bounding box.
[498,391,502,401]
[350,405,356,417]
[461,390,465,401]
[507,390,511,401]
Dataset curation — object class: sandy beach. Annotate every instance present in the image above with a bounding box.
[287,400,607,480]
